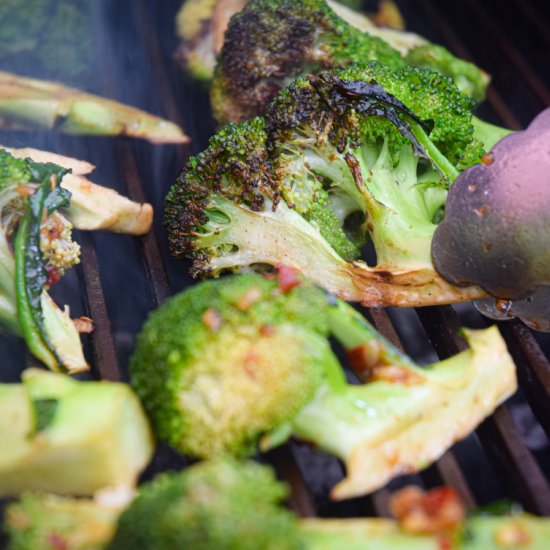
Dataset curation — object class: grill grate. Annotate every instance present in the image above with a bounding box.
[1,0,550,531]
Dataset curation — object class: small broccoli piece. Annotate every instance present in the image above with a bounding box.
[405,44,490,102]
[5,493,122,550]
[0,369,154,497]
[210,0,490,124]
[131,273,516,499]
[0,72,188,144]
[166,64,488,307]
[107,459,301,550]
[0,147,153,372]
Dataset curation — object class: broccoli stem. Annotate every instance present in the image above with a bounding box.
[328,299,413,367]
[203,196,486,307]
[0,369,154,497]
[299,516,550,549]
[290,326,516,500]
[472,116,513,151]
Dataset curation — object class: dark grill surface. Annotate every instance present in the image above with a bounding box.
[1,0,550,533]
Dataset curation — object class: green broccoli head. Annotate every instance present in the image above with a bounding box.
[5,493,120,550]
[107,458,302,550]
[131,272,331,457]
[211,0,404,124]
[166,64,488,307]
[405,43,490,103]
[131,273,517,499]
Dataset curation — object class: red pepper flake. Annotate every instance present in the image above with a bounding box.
[45,265,61,287]
[73,316,94,334]
[481,152,495,165]
[260,324,277,337]
[243,349,259,379]
[276,265,301,293]
[390,486,465,536]
[494,522,532,547]
[437,534,453,550]
[347,342,381,379]
[235,286,263,311]
[46,532,69,550]
[202,308,222,331]
[372,365,424,386]
[15,183,35,196]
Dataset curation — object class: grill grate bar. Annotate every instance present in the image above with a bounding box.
[415,0,522,130]
[117,144,171,307]
[478,408,550,515]
[510,0,550,50]
[78,233,120,382]
[498,321,550,439]
[465,0,550,107]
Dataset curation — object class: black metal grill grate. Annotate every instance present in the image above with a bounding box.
[1,0,550,532]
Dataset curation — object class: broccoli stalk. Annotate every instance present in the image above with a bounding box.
[10,460,550,550]
[166,64,489,307]
[0,147,153,373]
[0,368,154,497]
[0,71,188,144]
[267,299,516,500]
[130,273,516,500]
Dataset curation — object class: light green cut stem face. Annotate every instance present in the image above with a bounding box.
[0,369,154,497]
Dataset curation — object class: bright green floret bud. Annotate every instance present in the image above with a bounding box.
[107,458,301,550]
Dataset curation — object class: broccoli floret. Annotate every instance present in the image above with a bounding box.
[210,0,404,123]
[5,493,122,550]
[166,64,489,307]
[0,146,154,373]
[107,459,301,550]
[405,43,490,103]
[210,0,490,124]
[0,369,154,497]
[131,273,516,499]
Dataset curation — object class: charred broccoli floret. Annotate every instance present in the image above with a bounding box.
[166,64,489,307]
[210,0,491,124]
[131,273,516,499]
[0,147,153,373]
[211,0,403,123]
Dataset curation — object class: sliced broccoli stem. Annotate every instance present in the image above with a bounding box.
[290,326,516,500]
[299,516,550,549]
[0,368,154,497]
[199,196,486,307]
